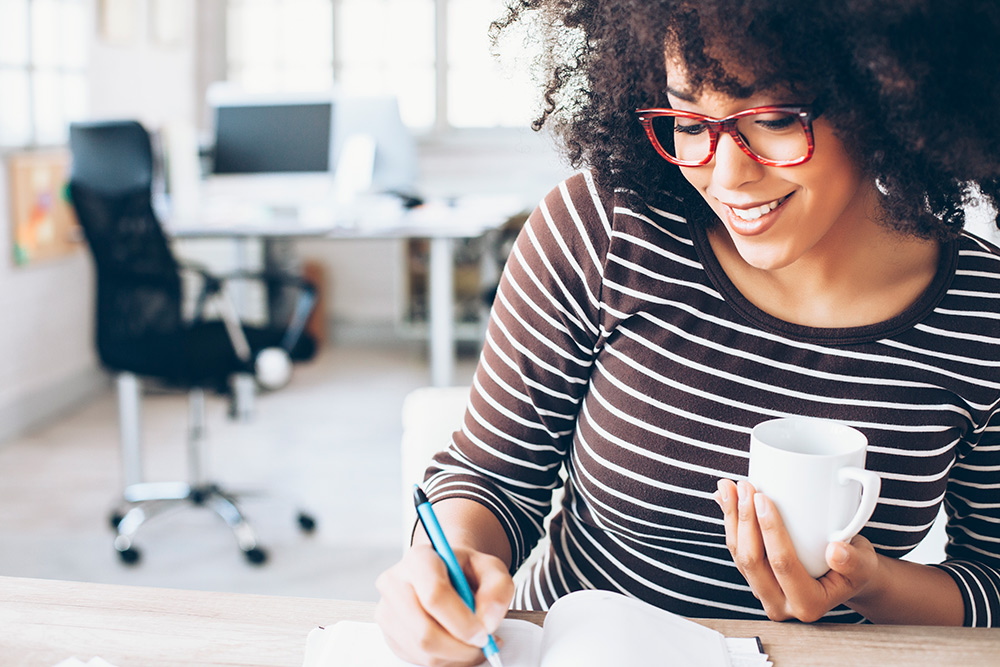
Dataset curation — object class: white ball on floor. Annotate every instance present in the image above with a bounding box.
[255,347,292,390]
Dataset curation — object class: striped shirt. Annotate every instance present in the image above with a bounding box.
[424,170,1000,626]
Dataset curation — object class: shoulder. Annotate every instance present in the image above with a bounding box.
[952,231,1000,292]
[928,231,1000,365]
[535,170,695,254]
[956,230,1000,265]
[535,170,613,242]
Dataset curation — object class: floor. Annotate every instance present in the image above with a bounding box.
[0,342,476,602]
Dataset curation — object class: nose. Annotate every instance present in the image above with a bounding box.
[709,131,764,190]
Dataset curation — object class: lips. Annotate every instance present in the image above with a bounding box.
[722,193,793,236]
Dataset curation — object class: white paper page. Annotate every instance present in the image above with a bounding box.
[302,618,543,667]
[537,590,731,667]
[725,638,772,667]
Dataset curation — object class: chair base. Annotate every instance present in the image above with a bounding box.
[109,482,317,566]
[111,373,317,566]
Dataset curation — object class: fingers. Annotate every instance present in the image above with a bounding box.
[375,545,508,667]
[716,480,780,605]
[409,556,492,648]
[750,491,829,621]
[745,492,877,622]
[716,478,884,623]
[715,479,829,621]
[467,550,515,631]
[732,483,786,611]
[376,571,483,667]
[715,479,738,549]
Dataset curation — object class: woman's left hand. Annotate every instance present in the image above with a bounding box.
[715,478,882,622]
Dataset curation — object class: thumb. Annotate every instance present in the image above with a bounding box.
[826,541,854,573]
[825,536,876,581]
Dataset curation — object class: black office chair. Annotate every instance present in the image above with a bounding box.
[69,120,318,565]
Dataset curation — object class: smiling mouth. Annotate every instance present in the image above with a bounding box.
[728,194,792,221]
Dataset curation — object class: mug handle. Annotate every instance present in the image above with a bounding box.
[829,467,882,543]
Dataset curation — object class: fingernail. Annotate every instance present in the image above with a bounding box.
[830,543,849,565]
[737,481,749,503]
[470,630,489,647]
[753,493,767,517]
[716,480,729,504]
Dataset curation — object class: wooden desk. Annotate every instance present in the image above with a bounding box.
[4,576,997,666]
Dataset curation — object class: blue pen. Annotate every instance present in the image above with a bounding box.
[413,484,504,667]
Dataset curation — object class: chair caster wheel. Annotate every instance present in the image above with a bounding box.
[118,547,141,565]
[109,512,124,529]
[297,513,317,533]
[245,547,268,565]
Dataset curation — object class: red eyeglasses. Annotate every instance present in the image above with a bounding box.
[634,105,819,167]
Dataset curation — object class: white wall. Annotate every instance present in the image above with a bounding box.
[87,3,197,127]
[0,161,99,441]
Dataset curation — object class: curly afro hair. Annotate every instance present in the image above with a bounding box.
[493,0,1000,240]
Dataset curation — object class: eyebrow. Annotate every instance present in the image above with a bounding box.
[665,86,696,102]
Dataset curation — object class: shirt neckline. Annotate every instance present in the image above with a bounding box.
[688,219,959,345]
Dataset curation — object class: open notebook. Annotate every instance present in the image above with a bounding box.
[303,590,770,667]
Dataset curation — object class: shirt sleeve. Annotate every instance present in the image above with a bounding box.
[933,411,1000,627]
[422,171,613,572]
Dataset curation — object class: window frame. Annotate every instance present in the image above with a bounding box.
[0,0,89,150]
[224,0,536,136]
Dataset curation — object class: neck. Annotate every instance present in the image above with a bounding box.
[707,221,941,328]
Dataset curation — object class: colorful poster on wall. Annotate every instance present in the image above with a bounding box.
[8,151,81,267]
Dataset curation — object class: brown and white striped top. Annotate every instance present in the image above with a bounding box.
[424,170,1000,626]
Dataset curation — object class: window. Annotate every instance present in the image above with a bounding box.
[227,0,334,93]
[0,0,88,147]
[225,0,539,131]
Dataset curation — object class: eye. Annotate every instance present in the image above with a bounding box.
[674,119,708,136]
[752,114,798,131]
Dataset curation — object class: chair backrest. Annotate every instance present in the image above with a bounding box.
[68,121,183,367]
[69,120,155,194]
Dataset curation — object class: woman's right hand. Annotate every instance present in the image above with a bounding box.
[374,543,515,667]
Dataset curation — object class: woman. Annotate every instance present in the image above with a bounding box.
[375,1,1000,664]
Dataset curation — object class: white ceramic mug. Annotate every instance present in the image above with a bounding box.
[747,417,881,578]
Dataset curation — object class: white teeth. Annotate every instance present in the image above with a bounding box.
[731,196,785,221]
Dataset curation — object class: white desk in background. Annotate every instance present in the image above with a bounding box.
[165,192,524,387]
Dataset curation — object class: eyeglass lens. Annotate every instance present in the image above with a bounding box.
[650,111,809,163]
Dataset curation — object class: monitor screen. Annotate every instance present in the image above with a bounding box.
[211,98,334,175]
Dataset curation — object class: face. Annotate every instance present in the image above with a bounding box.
[664,60,877,273]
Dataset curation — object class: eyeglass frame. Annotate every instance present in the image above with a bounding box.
[634,105,819,168]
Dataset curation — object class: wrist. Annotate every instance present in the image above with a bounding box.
[845,554,965,625]
[413,497,513,568]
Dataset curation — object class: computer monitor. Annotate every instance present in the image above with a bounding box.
[331,95,418,195]
[208,88,335,176]
[203,87,417,206]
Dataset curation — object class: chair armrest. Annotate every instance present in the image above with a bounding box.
[213,269,317,293]
[179,263,316,299]
[209,270,318,352]
[180,262,318,358]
